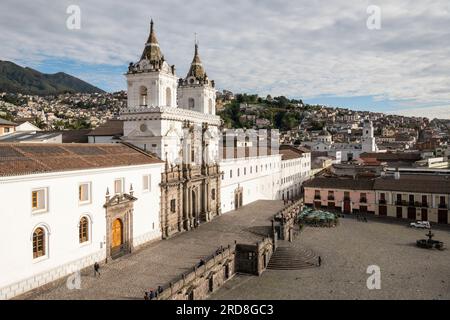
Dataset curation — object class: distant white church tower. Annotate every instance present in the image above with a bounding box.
[361,120,378,153]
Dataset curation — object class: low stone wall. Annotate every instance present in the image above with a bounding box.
[154,236,276,300]
[274,199,303,241]
[154,245,236,300]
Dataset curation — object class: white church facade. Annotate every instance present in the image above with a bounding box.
[303,120,379,161]
[0,21,311,299]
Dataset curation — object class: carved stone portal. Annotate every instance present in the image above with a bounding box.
[104,193,137,260]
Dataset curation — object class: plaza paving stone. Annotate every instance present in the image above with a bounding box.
[18,200,284,300]
[210,216,450,300]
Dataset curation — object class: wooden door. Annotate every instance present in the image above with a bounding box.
[379,206,387,216]
[421,209,428,221]
[438,210,448,224]
[396,206,402,218]
[343,201,351,214]
[407,207,416,220]
[112,219,123,248]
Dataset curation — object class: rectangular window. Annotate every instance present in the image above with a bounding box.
[143,174,151,192]
[31,188,47,212]
[314,190,321,199]
[422,195,427,204]
[78,182,91,203]
[230,170,232,178]
[114,178,124,194]
[360,192,367,203]
[212,188,216,200]
[170,199,176,213]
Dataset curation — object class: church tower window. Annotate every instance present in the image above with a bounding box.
[188,98,195,109]
[140,86,148,106]
[208,99,213,114]
[166,87,172,107]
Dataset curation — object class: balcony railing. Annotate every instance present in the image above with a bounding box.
[421,202,428,208]
[327,196,335,201]
[439,203,448,209]
[314,195,321,200]
[379,199,386,205]
[395,200,407,206]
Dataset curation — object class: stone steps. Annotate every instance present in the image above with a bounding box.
[267,246,319,270]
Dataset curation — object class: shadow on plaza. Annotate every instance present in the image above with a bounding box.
[244,225,273,237]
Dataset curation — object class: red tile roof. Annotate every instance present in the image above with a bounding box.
[87,120,124,136]
[0,143,163,177]
[279,145,308,160]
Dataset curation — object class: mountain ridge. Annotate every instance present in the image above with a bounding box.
[0,60,105,95]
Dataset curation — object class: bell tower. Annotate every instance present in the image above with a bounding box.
[362,120,378,153]
[178,42,216,115]
[125,20,178,109]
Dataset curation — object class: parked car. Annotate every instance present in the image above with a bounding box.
[410,221,431,229]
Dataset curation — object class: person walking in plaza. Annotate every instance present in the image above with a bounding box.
[94,262,101,277]
[318,256,322,267]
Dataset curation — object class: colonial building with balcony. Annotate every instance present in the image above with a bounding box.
[374,173,449,224]
[303,177,376,213]
[303,172,449,225]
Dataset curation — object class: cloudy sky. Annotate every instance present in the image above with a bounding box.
[1,0,449,118]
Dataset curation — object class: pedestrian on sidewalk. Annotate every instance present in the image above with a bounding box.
[94,262,101,277]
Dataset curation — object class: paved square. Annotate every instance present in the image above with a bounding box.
[18,200,284,300]
[210,217,450,300]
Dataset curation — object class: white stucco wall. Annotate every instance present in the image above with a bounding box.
[280,152,311,200]
[219,155,282,213]
[0,163,163,299]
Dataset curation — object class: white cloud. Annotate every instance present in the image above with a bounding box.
[388,105,450,119]
[0,0,450,111]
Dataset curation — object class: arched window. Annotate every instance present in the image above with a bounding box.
[33,227,45,259]
[208,98,213,114]
[166,87,172,107]
[139,86,148,106]
[188,98,195,109]
[79,217,89,243]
